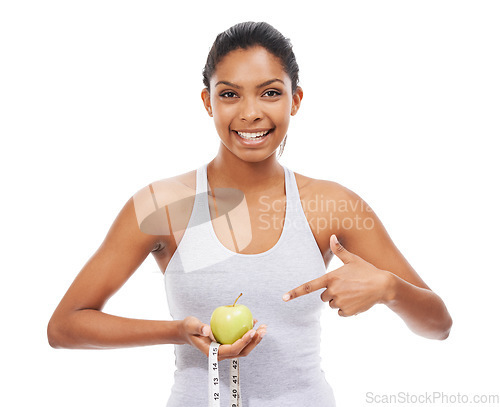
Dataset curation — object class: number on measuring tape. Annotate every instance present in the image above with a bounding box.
[209,342,242,407]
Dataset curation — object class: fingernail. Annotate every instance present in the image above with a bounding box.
[202,326,210,336]
[332,234,339,245]
[250,330,256,338]
[282,293,290,302]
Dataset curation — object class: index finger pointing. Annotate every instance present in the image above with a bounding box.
[283,275,328,301]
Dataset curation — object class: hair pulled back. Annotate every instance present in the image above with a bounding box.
[202,21,300,95]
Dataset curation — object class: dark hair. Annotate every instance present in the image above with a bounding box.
[202,21,300,95]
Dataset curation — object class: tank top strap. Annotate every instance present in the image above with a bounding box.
[282,165,302,215]
[196,163,208,194]
[185,162,210,228]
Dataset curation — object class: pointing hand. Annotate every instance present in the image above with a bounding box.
[282,235,391,317]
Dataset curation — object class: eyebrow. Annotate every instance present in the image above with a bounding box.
[214,78,285,89]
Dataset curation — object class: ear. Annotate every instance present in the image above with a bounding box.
[290,86,303,116]
[201,88,213,117]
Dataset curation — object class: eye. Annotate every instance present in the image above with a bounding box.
[220,91,238,98]
[263,90,281,97]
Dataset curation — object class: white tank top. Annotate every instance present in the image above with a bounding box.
[164,163,336,406]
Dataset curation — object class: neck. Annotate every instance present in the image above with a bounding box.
[208,144,284,192]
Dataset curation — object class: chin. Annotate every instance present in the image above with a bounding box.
[237,151,279,163]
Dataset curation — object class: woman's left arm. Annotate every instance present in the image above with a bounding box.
[284,183,452,340]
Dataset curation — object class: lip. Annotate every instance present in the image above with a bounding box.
[232,128,273,133]
[232,129,273,147]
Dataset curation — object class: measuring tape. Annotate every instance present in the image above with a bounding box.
[209,342,242,407]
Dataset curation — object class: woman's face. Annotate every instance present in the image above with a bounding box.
[201,46,303,163]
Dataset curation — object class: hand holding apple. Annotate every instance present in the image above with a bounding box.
[210,293,254,345]
[179,294,267,361]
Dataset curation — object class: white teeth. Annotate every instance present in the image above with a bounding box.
[237,130,269,139]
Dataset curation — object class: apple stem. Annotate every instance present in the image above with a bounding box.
[233,293,243,307]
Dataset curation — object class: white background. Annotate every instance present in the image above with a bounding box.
[1,1,499,406]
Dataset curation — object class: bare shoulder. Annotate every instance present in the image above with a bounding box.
[293,171,364,208]
[293,170,377,244]
[291,171,367,263]
[131,169,197,251]
[134,169,197,196]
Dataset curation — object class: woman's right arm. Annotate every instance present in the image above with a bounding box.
[47,190,189,349]
[47,183,267,358]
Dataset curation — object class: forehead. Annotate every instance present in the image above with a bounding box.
[211,46,291,87]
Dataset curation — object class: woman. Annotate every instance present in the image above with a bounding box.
[47,21,452,406]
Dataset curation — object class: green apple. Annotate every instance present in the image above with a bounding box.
[210,293,253,345]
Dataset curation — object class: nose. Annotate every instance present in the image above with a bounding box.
[239,97,262,122]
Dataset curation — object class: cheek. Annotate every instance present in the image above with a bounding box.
[214,113,232,130]
[271,97,294,119]
[270,105,292,127]
[212,109,232,130]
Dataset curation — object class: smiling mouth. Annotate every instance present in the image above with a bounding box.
[234,129,272,140]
